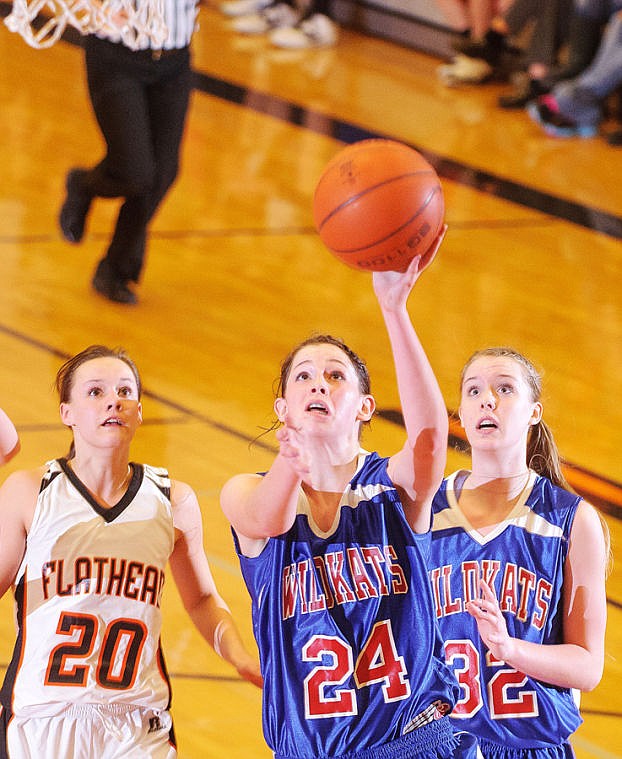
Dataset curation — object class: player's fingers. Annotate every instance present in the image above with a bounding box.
[418,224,447,272]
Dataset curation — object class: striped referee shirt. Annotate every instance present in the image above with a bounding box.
[97,0,199,51]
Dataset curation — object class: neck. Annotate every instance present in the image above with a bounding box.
[67,456,133,505]
[466,470,530,499]
[305,454,360,493]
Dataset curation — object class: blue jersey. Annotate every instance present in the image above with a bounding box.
[430,471,582,759]
[234,451,460,759]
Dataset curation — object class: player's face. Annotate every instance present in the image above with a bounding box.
[60,357,142,450]
[275,344,374,432]
[459,356,542,453]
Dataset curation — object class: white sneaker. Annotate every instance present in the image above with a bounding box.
[220,0,272,17]
[232,2,299,34]
[436,54,492,86]
[269,13,338,48]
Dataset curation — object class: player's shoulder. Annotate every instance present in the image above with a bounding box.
[0,465,47,494]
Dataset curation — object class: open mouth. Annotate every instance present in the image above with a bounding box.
[306,402,328,415]
[102,417,124,426]
[477,419,497,430]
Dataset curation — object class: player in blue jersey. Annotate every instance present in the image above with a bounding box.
[0,345,261,758]
[221,229,478,759]
[430,347,609,759]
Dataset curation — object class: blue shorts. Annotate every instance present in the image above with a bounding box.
[275,717,478,759]
[477,738,575,759]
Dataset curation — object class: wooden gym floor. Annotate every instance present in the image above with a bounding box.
[0,5,620,757]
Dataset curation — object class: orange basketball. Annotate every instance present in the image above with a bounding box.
[313,139,444,272]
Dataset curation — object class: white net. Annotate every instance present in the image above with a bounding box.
[4,0,168,50]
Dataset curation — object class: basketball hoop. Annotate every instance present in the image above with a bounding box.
[4,0,168,50]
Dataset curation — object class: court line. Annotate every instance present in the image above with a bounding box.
[378,408,622,523]
[17,13,617,243]
[186,71,622,242]
[1,321,620,524]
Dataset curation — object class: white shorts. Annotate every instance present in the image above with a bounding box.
[3,703,176,759]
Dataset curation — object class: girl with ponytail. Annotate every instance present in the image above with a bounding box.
[429,346,609,759]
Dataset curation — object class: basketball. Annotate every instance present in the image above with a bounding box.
[313,139,444,272]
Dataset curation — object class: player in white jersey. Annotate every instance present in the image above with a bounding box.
[430,347,609,759]
[0,345,261,759]
[221,231,478,759]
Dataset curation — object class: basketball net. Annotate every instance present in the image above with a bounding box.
[4,0,168,50]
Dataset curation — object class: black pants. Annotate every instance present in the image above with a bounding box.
[82,36,193,283]
[504,0,573,68]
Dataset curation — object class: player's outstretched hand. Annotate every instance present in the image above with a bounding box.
[275,419,312,479]
[372,224,446,311]
[465,579,515,663]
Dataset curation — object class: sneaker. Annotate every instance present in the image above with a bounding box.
[232,2,299,34]
[498,75,549,110]
[59,168,92,244]
[437,54,492,87]
[92,259,138,305]
[453,29,519,66]
[527,95,598,138]
[220,0,271,17]
[269,13,338,48]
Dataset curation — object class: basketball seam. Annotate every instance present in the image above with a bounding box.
[316,171,438,232]
[319,185,441,254]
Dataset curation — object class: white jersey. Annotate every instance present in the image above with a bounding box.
[0,459,176,718]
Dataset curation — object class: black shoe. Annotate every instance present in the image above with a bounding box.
[92,261,138,305]
[498,77,550,109]
[453,29,515,66]
[606,128,622,146]
[59,169,92,243]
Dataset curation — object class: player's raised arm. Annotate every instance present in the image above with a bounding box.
[374,228,448,533]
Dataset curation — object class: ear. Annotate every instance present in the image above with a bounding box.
[530,402,543,425]
[137,402,143,425]
[357,394,376,422]
[457,407,464,428]
[59,402,73,428]
[274,397,287,422]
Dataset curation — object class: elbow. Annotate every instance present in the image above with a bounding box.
[579,669,604,693]
[573,654,605,693]
[1,439,20,466]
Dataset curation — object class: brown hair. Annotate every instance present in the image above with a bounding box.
[276,334,371,399]
[56,345,141,459]
[256,334,372,442]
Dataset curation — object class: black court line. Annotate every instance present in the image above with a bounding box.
[1,320,621,522]
[3,8,620,239]
[188,70,622,241]
[377,408,622,524]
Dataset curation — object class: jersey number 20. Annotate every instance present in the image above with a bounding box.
[45,612,148,690]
